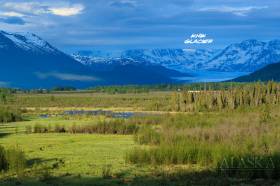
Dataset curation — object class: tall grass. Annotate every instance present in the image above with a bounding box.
[126,109,280,178]
[172,81,280,112]
[0,107,22,123]
[0,145,26,173]
[30,119,140,135]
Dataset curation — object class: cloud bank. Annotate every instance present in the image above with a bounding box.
[0,0,278,51]
[198,6,268,16]
[1,2,84,17]
[36,72,99,82]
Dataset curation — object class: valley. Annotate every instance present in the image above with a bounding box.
[0,0,279,185]
[1,83,280,185]
[1,30,280,88]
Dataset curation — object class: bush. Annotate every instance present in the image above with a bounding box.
[102,164,112,179]
[0,145,26,173]
[126,142,214,165]
[6,148,27,173]
[134,126,160,145]
[0,107,22,123]
[126,110,280,179]
[0,146,8,171]
[33,124,49,133]
[69,120,139,135]
[31,119,139,135]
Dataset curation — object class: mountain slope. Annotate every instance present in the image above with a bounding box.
[0,31,185,88]
[233,62,280,82]
[204,39,280,72]
[121,49,220,72]
[74,39,280,73]
[72,54,188,84]
[0,31,99,88]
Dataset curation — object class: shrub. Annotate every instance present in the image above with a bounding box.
[33,124,49,133]
[0,146,8,171]
[54,125,66,133]
[126,110,280,179]
[0,145,26,173]
[6,148,27,173]
[0,107,22,123]
[25,125,32,134]
[134,126,160,145]
[31,119,139,135]
[102,164,112,179]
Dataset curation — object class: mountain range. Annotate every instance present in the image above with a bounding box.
[0,31,96,88]
[0,31,185,88]
[1,30,280,88]
[73,39,280,73]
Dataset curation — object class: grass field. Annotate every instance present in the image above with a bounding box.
[1,84,280,185]
[12,92,172,111]
[0,118,140,186]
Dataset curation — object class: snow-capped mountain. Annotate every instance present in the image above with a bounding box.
[2,29,280,88]
[121,49,220,71]
[0,30,99,88]
[0,30,185,88]
[72,52,187,79]
[72,54,144,67]
[73,49,220,72]
[204,39,280,72]
[73,39,280,73]
[0,30,59,54]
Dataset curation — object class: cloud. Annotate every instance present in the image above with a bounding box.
[0,11,26,24]
[2,2,47,15]
[36,72,99,82]
[110,0,137,8]
[0,17,26,25]
[48,4,84,16]
[2,2,84,17]
[0,11,25,17]
[0,0,277,51]
[198,6,268,16]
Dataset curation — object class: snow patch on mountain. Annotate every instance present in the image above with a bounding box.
[73,48,221,72]
[74,39,280,73]
[204,39,280,72]
[0,30,58,54]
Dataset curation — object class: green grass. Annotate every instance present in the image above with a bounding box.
[1,113,280,185]
[0,124,151,186]
[2,85,280,185]
[12,92,172,111]
[127,108,280,179]
[0,133,135,176]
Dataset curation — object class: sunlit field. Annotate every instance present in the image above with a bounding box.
[1,83,280,185]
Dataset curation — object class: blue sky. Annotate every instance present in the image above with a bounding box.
[0,0,279,52]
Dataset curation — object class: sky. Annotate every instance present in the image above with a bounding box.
[0,0,279,53]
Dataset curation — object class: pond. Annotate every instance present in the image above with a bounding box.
[40,110,151,119]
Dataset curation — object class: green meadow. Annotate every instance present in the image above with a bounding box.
[1,83,280,185]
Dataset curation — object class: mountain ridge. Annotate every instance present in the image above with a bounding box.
[233,61,280,82]
[73,39,280,73]
[0,30,185,88]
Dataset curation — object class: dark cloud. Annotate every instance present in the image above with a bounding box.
[0,16,26,25]
[0,0,279,52]
[110,0,136,8]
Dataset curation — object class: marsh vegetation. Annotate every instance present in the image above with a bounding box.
[1,82,280,185]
